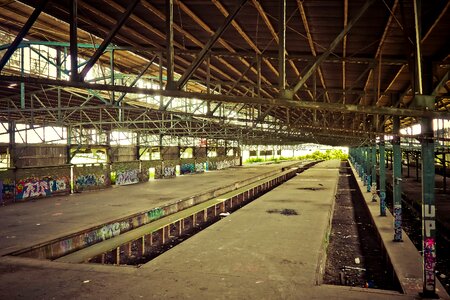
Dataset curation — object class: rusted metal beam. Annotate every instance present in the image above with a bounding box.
[278,0,286,94]
[79,0,141,80]
[0,0,50,71]
[176,0,248,90]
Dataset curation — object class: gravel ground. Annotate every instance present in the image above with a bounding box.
[323,161,397,291]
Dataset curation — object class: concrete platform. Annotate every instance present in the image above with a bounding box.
[0,160,430,299]
[0,161,299,256]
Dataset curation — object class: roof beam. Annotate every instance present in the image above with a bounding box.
[69,0,79,81]
[290,0,374,97]
[79,0,141,80]
[175,0,248,90]
[0,0,50,72]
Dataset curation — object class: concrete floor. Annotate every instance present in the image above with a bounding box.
[0,160,419,299]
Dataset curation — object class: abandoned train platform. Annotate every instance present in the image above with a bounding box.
[0,160,448,299]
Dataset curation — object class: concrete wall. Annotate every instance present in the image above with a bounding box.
[74,164,110,192]
[14,144,67,168]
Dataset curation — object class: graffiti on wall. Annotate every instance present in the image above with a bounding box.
[180,163,195,175]
[116,169,139,185]
[1,178,15,201]
[15,176,69,200]
[162,166,176,178]
[75,174,106,190]
[195,163,204,173]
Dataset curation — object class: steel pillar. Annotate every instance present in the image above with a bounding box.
[371,143,377,201]
[379,136,386,216]
[421,117,437,296]
[392,116,403,242]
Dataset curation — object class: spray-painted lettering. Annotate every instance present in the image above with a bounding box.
[147,207,164,221]
[116,169,139,185]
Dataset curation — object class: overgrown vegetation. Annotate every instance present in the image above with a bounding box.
[244,149,348,164]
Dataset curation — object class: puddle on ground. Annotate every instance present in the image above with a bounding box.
[297,187,324,191]
[266,209,299,216]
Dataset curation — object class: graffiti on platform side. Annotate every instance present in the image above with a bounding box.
[180,163,195,175]
[162,166,176,178]
[99,221,131,240]
[393,205,402,241]
[75,174,106,189]
[116,169,139,185]
[424,237,436,291]
[147,207,164,221]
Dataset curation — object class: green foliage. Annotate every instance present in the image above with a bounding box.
[244,149,348,164]
[297,149,348,161]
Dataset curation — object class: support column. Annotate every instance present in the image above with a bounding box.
[371,142,377,201]
[443,153,447,193]
[379,136,386,216]
[392,116,403,242]
[421,116,437,296]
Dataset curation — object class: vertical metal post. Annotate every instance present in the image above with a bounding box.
[421,116,437,297]
[165,0,174,89]
[70,0,79,81]
[416,153,420,182]
[393,116,403,242]
[278,0,286,96]
[367,145,372,192]
[20,47,25,109]
[371,142,377,201]
[379,135,386,216]
[406,151,410,177]
[443,153,447,193]
[110,49,115,103]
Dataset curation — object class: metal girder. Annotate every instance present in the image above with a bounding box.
[0,0,50,72]
[115,55,157,104]
[290,0,375,97]
[175,0,248,90]
[79,0,141,80]
[2,75,450,119]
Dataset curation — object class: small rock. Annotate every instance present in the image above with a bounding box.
[440,274,446,279]
[355,257,360,264]
[83,280,90,284]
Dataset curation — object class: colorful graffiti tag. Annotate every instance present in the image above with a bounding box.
[15,176,69,200]
[116,169,139,185]
[180,163,195,175]
[75,174,106,190]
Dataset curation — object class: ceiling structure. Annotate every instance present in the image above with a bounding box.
[0,0,449,146]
